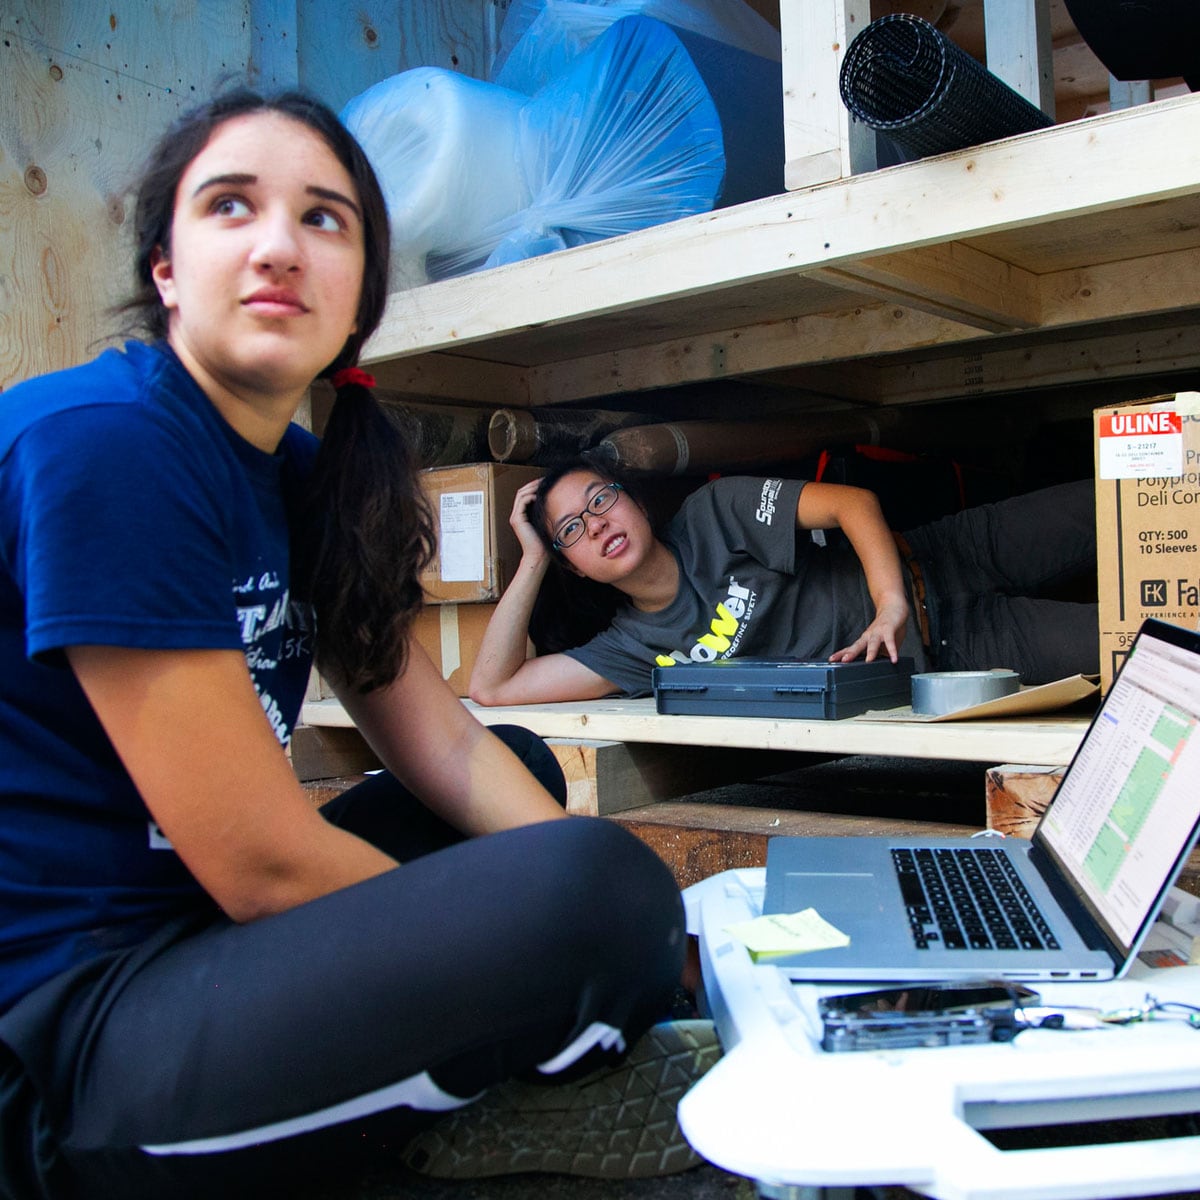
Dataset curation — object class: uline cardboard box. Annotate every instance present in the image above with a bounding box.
[413,602,531,696]
[419,464,543,604]
[1094,393,1200,690]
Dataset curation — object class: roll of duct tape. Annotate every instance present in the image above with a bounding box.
[911,670,1020,716]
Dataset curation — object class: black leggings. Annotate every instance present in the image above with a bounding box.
[0,727,686,1200]
[904,479,1100,683]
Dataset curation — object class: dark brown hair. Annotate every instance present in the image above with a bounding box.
[124,88,434,691]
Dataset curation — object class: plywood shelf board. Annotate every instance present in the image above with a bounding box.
[372,286,1200,411]
[611,802,984,890]
[615,800,982,840]
[301,697,1087,767]
[364,95,1200,382]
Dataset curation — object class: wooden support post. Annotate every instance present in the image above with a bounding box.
[1109,78,1153,111]
[984,0,1056,120]
[781,0,875,189]
[548,739,799,817]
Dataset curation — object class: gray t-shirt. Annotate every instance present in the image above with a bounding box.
[564,475,927,696]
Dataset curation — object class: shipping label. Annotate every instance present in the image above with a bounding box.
[439,491,486,582]
[1097,409,1183,479]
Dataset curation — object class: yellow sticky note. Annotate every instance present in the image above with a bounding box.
[726,908,851,962]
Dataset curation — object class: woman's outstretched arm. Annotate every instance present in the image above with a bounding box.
[796,481,910,664]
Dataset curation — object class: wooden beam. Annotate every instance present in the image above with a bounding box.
[789,316,1200,406]
[366,347,531,406]
[518,243,1200,407]
[1039,245,1200,328]
[290,724,381,783]
[612,802,981,889]
[523,303,984,405]
[811,241,1042,331]
[550,739,801,817]
[301,696,1088,766]
[984,0,1056,119]
[780,0,874,189]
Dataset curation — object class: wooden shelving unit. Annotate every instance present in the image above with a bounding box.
[364,91,1200,413]
[320,91,1200,770]
[308,2,1200,774]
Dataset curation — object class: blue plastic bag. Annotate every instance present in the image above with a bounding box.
[493,0,780,94]
[342,16,725,285]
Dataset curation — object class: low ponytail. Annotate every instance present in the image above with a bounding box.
[295,369,436,693]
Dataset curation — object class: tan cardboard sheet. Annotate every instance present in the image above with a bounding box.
[864,675,1100,723]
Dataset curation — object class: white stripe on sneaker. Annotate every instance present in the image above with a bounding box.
[403,1020,723,1180]
[537,1021,626,1075]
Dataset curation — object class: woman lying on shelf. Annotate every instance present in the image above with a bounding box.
[0,90,714,1200]
[468,458,1100,706]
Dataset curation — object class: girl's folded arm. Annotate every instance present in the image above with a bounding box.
[66,643,398,923]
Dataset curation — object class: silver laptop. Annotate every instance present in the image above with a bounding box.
[762,618,1200,981]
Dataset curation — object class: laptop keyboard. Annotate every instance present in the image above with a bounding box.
[892,847,1061,952]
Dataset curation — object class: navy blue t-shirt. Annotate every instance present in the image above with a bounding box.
[0,341,318,1012]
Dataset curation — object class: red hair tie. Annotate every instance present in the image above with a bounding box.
[330,367,376,390]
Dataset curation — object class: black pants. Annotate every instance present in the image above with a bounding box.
[0,727,686,1200]
[904,479,1100,683]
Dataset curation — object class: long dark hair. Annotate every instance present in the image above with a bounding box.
[123,88,434,692]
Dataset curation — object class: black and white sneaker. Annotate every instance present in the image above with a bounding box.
[402,1020,722,1180]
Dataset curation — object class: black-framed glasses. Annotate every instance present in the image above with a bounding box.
[552,482,624,550]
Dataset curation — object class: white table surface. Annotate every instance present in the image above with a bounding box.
[681,869,1200,1200]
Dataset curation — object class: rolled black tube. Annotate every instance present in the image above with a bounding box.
[838,14,1052,162]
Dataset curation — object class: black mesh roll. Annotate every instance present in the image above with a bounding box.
[838,14,1053,162]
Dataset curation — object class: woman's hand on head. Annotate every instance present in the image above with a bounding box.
[828,597,909,664]
[510,479,550,564]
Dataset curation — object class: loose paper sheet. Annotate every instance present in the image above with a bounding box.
[726,908,850,962]
[863,674,1100,723]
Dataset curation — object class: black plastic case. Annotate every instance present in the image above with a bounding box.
[651,657,914,720]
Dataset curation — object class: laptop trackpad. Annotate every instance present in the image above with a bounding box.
[779,870,884,921]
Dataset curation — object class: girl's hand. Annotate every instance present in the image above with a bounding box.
[510,479,550,564]
[829,597,909,664]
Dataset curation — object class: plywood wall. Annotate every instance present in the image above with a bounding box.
[295,0,502,116]
[1,3,253,387]
[0,0,496,390]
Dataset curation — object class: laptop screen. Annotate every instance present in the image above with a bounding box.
[1036,620,1200,955]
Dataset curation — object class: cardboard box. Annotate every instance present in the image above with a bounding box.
[413,602,530,696]
[303,603,519,701]
[1094,393,1200,690]
[419,464,543,603]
